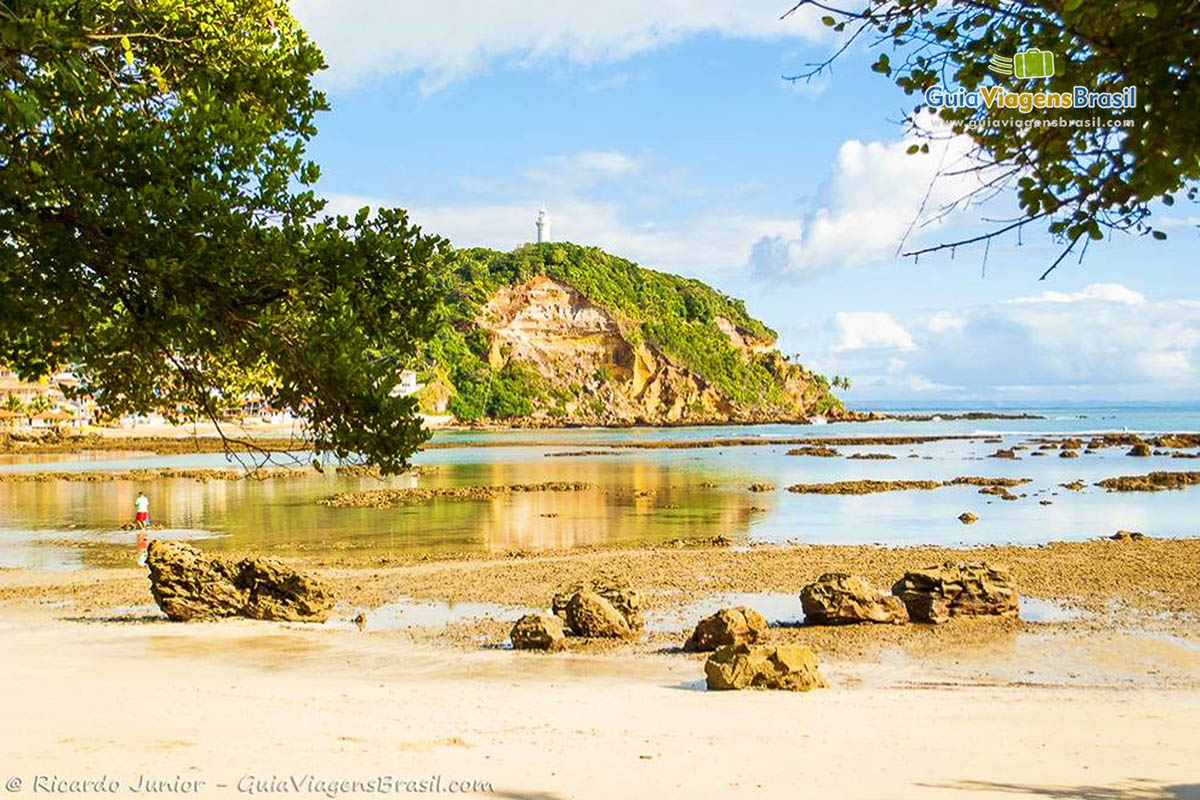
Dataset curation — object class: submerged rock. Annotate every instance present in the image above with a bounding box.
[800,573,908,625]
[979,485,1018,500]
[510,613,567,650]
[704,644,828,691]
[892,562,1018,624]
[1095,471,1200,492]
[683,606,768,652]
[563,591,631,638]
[1110,530,1147,541]
[786,445,840,457]
[747,482,775,492]
[552,577,643,634]
[146,540,334,623]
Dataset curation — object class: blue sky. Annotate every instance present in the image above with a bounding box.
[290,1,1200,405]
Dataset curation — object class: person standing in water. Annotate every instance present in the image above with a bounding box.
[134,491,150,566]
[134,491,150,530]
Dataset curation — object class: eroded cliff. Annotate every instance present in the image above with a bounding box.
[417,244,845,425]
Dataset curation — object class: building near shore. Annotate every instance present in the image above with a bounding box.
[390,369,423,398]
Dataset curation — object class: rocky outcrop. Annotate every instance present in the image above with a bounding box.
[704,644,828,691]
[1095,471,1200,492]
[552,577,643,634]
[459,273,841,426]
[959,512,978,524]
[510,613,567,651]
[478,276,737,425]
[800,573,908,625]
[787,445,840,457]
[1110,530,1146,541]
[683,607,769,652]
[562,591,631,638]
[892,562,1018,624]
[146,540,334,622]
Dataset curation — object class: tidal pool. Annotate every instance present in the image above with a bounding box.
[2,408,1198,569]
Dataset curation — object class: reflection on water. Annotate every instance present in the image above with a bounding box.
[0,458,772,568]
[645,592,805,633]
[325,598,540,632]
[2,408,1199,569]
[1020,597,1092,623]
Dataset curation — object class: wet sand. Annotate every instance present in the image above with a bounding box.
[4,537,1199,624]
[2,539,1199,797]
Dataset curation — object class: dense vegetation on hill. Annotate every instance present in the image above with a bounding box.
[416,244,842,424]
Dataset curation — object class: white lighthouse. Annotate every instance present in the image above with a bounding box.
[535,207,550,243]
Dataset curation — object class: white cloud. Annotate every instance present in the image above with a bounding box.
[1009,283,1146,306]
[289,0,826,93]
[831,312,916,352]
[554,150,641,176]
[750,130,985,280]
[320,144,808,276]
[814,283,1200,402]
[927,311,968,333]
[522,150,644,193]
[323,192,801,277]
[1158,216,1200,230]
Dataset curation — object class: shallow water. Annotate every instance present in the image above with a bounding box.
[324,598,540,633]
[1,405,1198,569]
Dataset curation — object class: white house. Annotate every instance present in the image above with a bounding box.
[390,369,423,398]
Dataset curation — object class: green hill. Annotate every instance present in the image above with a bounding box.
[415,243,844,425]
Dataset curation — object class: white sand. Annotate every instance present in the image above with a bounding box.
[1,616,1198,799]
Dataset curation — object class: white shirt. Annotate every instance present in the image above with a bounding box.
[135,496,150,513]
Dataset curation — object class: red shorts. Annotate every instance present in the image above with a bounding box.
[136,512,148,523]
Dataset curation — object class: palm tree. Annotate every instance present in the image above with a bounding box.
[26,394,51,425]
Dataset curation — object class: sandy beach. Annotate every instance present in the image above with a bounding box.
[3,537,1199,799]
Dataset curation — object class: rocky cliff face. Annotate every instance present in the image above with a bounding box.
[435,274,832,426]
[476,276,729,424]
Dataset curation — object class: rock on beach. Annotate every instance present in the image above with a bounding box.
[146,540,334,622]
[891,561,1018,624]
[683,606,769,652]
[800,573,908,625]
[704,644,828,691]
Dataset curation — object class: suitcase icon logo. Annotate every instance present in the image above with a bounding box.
[989,50,1056,79]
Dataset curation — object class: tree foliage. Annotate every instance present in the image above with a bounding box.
[785,0,1200,275]
[0,0,446,472]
